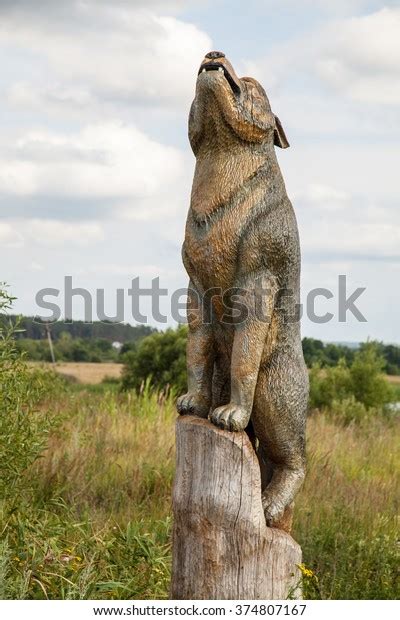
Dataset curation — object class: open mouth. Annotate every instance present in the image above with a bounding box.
[198,62,240,95]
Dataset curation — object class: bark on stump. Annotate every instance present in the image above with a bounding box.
[171,416,302,600]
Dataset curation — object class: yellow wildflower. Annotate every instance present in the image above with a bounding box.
[298,563,318,580]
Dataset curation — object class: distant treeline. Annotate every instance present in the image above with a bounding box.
[9,315,155,343]
[8,315,156,363]
[6,315,400,374]
[303,337,400,375]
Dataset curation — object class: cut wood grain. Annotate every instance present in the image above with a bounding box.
[171,415,302,600]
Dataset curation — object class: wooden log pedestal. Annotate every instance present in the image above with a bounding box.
[171,416,302,600]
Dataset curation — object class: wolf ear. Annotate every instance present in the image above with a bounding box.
[274,115,290,149]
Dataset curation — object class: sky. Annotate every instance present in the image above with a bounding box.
[0,0,399,343]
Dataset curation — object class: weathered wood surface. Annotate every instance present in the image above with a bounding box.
[171,416,302,600]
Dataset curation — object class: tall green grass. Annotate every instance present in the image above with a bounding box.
[0,383,398,599]
[295,413,399,599]
[0,383,176,600]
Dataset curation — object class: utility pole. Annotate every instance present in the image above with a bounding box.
[44,322,56,364]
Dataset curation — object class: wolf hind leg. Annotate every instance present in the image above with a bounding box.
[251,350,308,527]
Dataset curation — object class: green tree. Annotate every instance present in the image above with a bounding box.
[309,359,353,409]
[350,343,393,408]
[309,342,394,419]
[122,325,187,394]
[383,343,400,375]
[302,337,355,368]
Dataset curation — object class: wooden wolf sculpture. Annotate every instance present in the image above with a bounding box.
[177,51,309,529]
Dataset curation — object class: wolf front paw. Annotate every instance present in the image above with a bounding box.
[176,393,210,418]
[210,403,250,431]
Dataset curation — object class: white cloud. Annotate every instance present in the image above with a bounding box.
[0,0,196,12]
[0,122,184,207]
[250,7,400,106]
[78,262,182,278]
[10,218,106,247]
[0,161,38,196]
[294,183,350,211]
[315,8,400,104]
[8,82,96,112]
[0,222,24,248]
[0,1,211,110]
[29,261,43,272]
[118,191,189,222]
[296,185,400,259]
[26,219,105,247]
[275,0,399,15]
[0,218,105,249]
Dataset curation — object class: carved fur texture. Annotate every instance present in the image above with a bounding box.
[177,52,309,530]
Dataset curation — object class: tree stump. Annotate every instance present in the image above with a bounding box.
[171,416,302,600]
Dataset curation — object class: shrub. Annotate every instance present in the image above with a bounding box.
[309,359,353,409]
[309,342,394,422]
[329,396,373,426]
[122,326,187,394]
[350,343,393,408]
[0,286,62,502]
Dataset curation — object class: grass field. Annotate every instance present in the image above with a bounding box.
[31,362,400,387]
[29,361,123,384]
[1,380,398,600]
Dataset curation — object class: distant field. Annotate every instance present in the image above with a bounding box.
[31,363,400,386]
[30,361,123,384]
